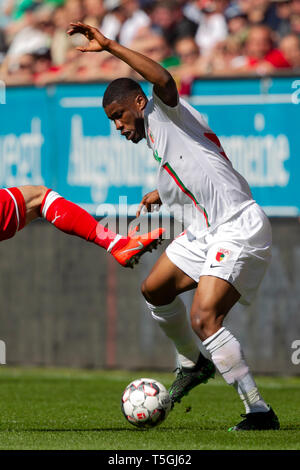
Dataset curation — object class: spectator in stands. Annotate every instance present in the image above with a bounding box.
[279,32,300,67]
[172,35,202,94]
[60,48,132,82]
[225,3,248,37]
[291,0,300,13]
[265,0,292,38]
[175,36,201,66]
[129,31,176,69]
[198,33,245,75]
[233,24,291,73]
[83,0,106,25]
[6,4,55,60]
[100,0,127,41]
[0,51,34,84]
[4,0,64,22]
[32,46,62,83]
[0,28,7,63]
[290,0,300,33]
[194,0,228,55]
[65,0,84,23]
[150,0,198,48]
[1,0,300,83]
[291,13,300,32]
[51,5,73,65]
[238,0,270,25]
[117,0,151,46]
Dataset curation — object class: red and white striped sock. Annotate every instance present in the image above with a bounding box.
[40,189,128,251]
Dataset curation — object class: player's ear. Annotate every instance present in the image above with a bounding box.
[135,93,147,111]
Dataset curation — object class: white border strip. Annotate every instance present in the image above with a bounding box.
[189,94,292,106]
[262,206,299,216]
[59,97,103,108]
[59,94,293,108]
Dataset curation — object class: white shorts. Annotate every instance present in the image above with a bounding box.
[166,203,272,305]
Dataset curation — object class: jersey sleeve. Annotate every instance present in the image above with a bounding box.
[151,89,181,123]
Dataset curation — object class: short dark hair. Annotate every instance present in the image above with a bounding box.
[103,78,146,108]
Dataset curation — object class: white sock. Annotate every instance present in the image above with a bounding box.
[203,327,269,414]
[146,297,201,368]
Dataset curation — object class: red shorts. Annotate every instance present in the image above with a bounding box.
[0,188,26,241]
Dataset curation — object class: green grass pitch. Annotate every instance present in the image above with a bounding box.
[0,367,299,450]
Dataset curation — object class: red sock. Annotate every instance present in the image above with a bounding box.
[40,190,128,251]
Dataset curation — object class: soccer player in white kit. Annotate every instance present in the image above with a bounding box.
[68,22,280,431]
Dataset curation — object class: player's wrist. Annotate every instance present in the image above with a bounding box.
[104,38,116,53]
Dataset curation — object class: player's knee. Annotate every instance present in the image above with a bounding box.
[141,278,165,305]
[190,304,222,340]
[141,278,155,303]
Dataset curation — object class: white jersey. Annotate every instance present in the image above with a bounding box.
[144,91,255,236]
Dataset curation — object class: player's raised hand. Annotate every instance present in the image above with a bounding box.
[67,22,109,52]
[136,190,162,218]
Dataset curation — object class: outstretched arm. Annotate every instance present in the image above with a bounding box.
[67,22,178,107]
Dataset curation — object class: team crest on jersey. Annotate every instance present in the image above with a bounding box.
[215,248,231,262]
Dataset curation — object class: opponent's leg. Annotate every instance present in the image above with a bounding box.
[0,187,27,241]
[18,186,164,266]
[141,254,215,402]
[191,275,279,430]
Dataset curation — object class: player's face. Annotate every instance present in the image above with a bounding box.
[104,96,147,144]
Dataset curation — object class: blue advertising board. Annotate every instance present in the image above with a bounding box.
[0,77,299,216]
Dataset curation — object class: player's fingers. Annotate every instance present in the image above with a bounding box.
[68,22,90,35]
[136,201,150,217]
[136,204,144,218]
[75,21,90,27]
[76,47,88,52]
[143,200,152,213]
[69,22,86,29]
[136,195,149,217]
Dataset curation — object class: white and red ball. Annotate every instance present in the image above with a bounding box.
[121,378,172,428]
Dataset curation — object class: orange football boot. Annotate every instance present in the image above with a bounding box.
[111,226,165,268]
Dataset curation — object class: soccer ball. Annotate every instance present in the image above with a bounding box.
[121,378,172,429]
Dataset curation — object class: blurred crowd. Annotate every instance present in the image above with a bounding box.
[0,0,300,93]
